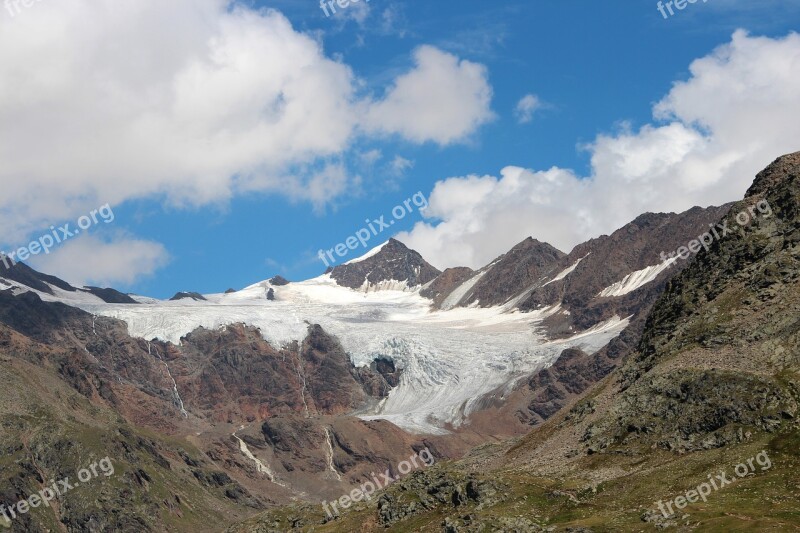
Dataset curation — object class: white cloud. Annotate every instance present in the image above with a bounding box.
[0,1,356,239]
[363,46,495,144]
[0,3,490,229]
[390,155,415,176]
[0,0,493,282]
[29,235,169,288]
[399,31,800,269]
[515,94,542,124]
[358,149,383,166]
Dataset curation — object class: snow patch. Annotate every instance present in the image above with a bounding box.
[543,254,590,286]
[440,270,487,310]
[598,257,679,298]
[343,241,389,265]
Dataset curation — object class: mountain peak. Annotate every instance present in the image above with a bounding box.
[328,239,441,291]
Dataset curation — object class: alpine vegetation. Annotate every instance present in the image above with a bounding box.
[322,448,435,519]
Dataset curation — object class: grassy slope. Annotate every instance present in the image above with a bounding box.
[0,351,255,532]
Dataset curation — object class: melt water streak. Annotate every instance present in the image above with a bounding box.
[232,431,293,490]
[323,428,342,481]
[148,341,188,418]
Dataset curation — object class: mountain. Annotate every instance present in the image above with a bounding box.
[231,151,800,531]
[477,204,737,430]
[429,237,565,310]
[0,259,137,304]
[326,238,441,291]
[3,154,796,531]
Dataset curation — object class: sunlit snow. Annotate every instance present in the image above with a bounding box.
[597,257,679,298]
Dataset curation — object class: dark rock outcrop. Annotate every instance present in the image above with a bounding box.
[84,286,139,304]
[169,291,207,301]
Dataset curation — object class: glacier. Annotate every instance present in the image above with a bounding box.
[17,273,628,435]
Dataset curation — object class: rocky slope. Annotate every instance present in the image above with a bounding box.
[434,238,565,309]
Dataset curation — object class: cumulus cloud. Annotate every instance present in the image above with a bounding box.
[515,94,542,123]
[399,31,800,269]
[0,0,493,282]
[29,235,169,288]
[362,46,495,144]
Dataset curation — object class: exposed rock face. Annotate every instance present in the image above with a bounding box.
[426,206,732,330]
[169,291,207,301]
[419,267,474,307]
[518,205,735,327]
[83,286,139,304]
[746,150,800,196]
[269,276,290,286]
[327,239,441,290]
[0,290,86,342]
[0,258,74,294]
[450,238,566,308]
[152,323,397,423]
[253,415,435,499]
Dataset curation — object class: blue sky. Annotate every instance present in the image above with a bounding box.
[1,0,799,298]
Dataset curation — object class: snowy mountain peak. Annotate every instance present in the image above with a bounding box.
[327,238,441,291]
